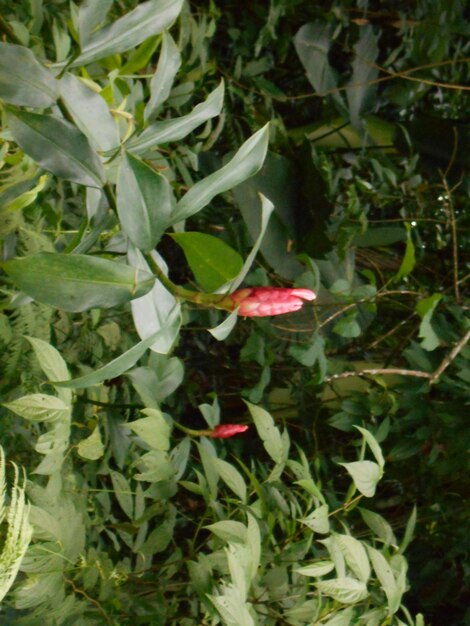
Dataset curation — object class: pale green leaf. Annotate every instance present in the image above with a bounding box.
[340,460,382,497]
[77,426,104,460]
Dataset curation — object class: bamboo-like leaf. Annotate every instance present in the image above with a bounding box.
[145,31,182,121]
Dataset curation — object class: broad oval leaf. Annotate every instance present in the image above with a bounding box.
[0,43,59,107]
[117,152,173,251]
[6,109,106,187]
[173,123,270,223]
[127,409,171,452]
[315,577,368,604]
[71,0,184,67]
[145,31,182,121]
[170,232,243,292]
[129,81,224,154]
[336,533,371,583]
[3,252,155,312]
[295,561,335,577]
[77,427,105,461]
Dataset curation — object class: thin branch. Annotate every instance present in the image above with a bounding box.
[429,328,470,385]
[441,176,461,303]
[324,368,431,383]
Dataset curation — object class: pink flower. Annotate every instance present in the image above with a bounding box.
[229,287,316,317]
[209,424,249,438]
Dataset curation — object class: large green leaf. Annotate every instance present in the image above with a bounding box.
[78,0,113,47]
[144,31,181,121]
[170,232,243,292]
[346,25,379,126]
[173,123,270,223]
[6,110,106,187]
[0,43,59,108]
[117,152,173,251]
[71,0,184,67]
[3,252,155,312]
[59,73,119,152]
[129,81,224,154]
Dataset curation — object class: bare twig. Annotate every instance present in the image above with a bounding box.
[429,328,470,385]
[324,368,431,383]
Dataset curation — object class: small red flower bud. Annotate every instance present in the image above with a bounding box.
[229,287,316,317]
[209,424,249,438]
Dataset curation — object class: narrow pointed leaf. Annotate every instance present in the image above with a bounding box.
[130,81,224,154]
[3,252,155,312]
[71,0,184,67]
[145,31,181,120]
[6,110,106,187]
[173,123,269,223]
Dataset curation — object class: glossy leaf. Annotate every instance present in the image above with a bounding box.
[315,577,368,604]
[3,252,155,312]
[0,43,58,108]
[170,232,243,292]
[145,31,181,121]
[172,123,270,222]
[59,73,119,152]
[117,152,173,251]
[6,110,106,187]
[129,81,224,154]
[295,561,335,577]
[71,0,184,67]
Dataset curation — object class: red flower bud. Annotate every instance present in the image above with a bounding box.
[229,287,316,317]
[209,424,249,438]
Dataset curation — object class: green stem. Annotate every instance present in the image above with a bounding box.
[172,421,212,437]
[0,14,23,45]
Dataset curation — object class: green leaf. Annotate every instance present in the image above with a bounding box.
[77,427,104,460]
[300,504,330,534]
[144,31,181,120]
[355,426,385,470]
[173,123,270,223]
[78,0,113,47]
[117,152,173,251]
[416,293,443,351]
[358,508,397,547]
[128,248,181,354]
[246,401,285,465]
[59,73,119,152]
[129,81,224,154]
[333,313,362,338]
[213,458,247,502]
[336,534,371,583]
[3,394,69,423]
[398,505,417,554]
[3,252,155,312]
[295,561,335,577]
[366,545,402,615]
[340,460,382,497]
[346,25,379,126]
[0,43,59,107]
[127,409,171,452]
[208,307,239,341]
[53,326,168,389]
[170,232,243,292]
[6,110,106,188]
[109,471,134,519]
[395,222,416,281]
[205,520,247,544]
[315,577,368,604]
[71,0,184,67]
[119,36,160,76]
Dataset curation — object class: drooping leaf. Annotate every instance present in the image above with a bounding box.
[145,31,182,120]
[129,81,224,154]
[340,460,382,497]
[213,458,247,503]
[6,109,106,187]
[336,534,371,583]
[0,43,59,108]
[246,401,287,465]
[3,394,69,423]
[394,222,416,281]
[59,73,119,152]
[416,293,443,351]
[173,124,270,223]
[170,232,243,292]
[117,152,173,251]
[3,252,155,312]
[52,326,168,389]
[71,0,184,67]
[366,545,402,615]
[355,426,385,470]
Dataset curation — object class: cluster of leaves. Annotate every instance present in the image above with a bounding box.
[0,0,468,624]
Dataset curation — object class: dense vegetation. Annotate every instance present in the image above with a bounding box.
[0,1,468,624]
